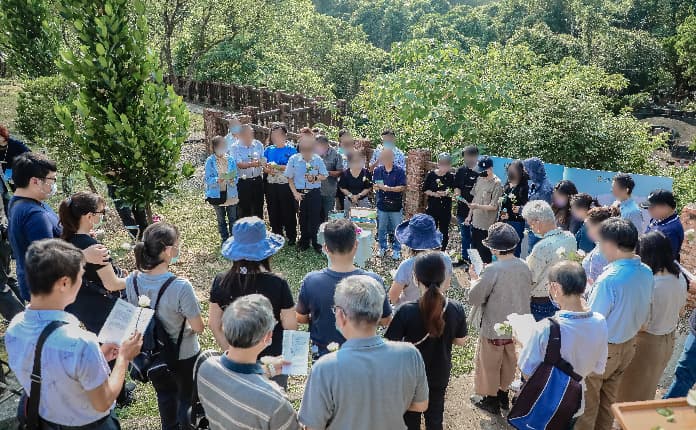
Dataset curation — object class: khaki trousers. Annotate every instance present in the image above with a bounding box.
[617,331,675,402]
[474,335,517,396]
[575,338,636,430]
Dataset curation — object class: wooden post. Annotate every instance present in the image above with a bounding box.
[203,108,227,153]
[404,149,432,219]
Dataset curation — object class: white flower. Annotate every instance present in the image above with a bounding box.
[138,295,151,308]
[327,342,340,352]
[259,356,274,365]
[121,242,133,250]
[241,174,247,180]
[576,249,586,258]
[687,388,696,407]
[556,247,567,258]
[493,322,512,337]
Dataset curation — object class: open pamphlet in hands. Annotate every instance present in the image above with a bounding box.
[468,248,484,276]
[281,330,310,376]
[97,298,154,346]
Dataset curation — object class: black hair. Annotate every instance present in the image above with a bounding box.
[548,261,587,296]
[586,205,620,225]
[12,152,58,188]
[613,173,636,195]
[270,122,288,134]
[506,160,529,184]
[598,218,638,252]
[134,222,180,270]
[462,145,479,156]
[316,134,330,145]
[211,135,226,151]
[552,180,578,229]
[338,129,351,138]
[219,258,272,297]
[324,219,357,255]
[570,193,599,211]
[381,129,395,137]
[58,192,106,240]
[636,231,680,276]
[414,252,446,338]
[26,239,84,296]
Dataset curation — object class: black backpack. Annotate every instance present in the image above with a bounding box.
[187,350,221,430]
[129,274,186,383]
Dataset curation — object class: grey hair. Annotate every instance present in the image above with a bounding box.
[334,275,385,325]
[521,200,555,224]
[222,294,276,349]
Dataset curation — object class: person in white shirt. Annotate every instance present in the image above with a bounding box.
[617,231,687,402]
[518,261,608,428]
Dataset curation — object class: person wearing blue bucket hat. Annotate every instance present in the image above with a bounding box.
[390,214,453,307]
[209,217,297,389]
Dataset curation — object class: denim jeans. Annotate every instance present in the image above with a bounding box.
[664,332,696,398]
[320,194,336,222]
[213,204,237,243]
[151,354,198,430]
[456,216,473,262]
[506,220,525,257]
[377,210,402,252]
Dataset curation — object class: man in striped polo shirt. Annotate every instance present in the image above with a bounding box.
[197,294,300,430]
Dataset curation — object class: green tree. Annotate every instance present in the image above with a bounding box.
[55,0,191,221]
[675,15,696,85]
[0,0,60,76]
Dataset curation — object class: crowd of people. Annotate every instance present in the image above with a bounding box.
[0,119,695,430]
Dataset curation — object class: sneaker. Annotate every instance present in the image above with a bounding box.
[377,248,386,257]
[472,395,500,415]
[497,389,510,410]
[392,250,401,260]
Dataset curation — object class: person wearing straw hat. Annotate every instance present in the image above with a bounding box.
[208,216,297,389]
[390,214,453,307]
[468,222,533,415]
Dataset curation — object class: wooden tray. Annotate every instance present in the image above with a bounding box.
[612,398,696,429]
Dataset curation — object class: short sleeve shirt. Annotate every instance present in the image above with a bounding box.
[210,272,295,356]
[385,299,467,387]
[231,140,265,178]
[453,166,479,218]
[125,272,202,359]
[284,154,329,190]
[5,310,111,426]
[469,175,504,230]
[296,269,391,347]
[264,144,297,185]
[338,168,372,195]
[393,253,453,305]
[320,147,343,196]
[373,165,407,212]
[422,170,454,210]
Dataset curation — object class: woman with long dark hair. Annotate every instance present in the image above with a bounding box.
[618,231,687,402]
[208,217,297,388]
[552,180,579,232]
[570,192,599,253]
[498,160,529,257]
[126,222,204,430]
[386,252,467,430]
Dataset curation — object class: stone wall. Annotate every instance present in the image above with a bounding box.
[680,204,696,275]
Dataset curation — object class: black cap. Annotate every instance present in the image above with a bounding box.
[477,156,493,172]
[640,189,676,209]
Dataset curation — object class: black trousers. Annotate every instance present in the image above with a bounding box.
[404,385,447,430]
[335,187,344,211]
[298,189,321,249]
[107,185,147,239]
[41,411,121,430]
[151,354,198,430]
[0,235,22,321]
[426,201,452,251]
[265,182,297,242]
[237,176,264,219]
[472,227,492,264]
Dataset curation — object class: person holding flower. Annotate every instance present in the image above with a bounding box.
[465,156,504,264]
[338,153,372,218]
[468,222,533,414]
[386,252,467,430]
[231,124,265,219]
[285,134,328,253]
[422,153,455,251]
[498,160,529,257]
[205,135,239,245]
[263,123,298,244]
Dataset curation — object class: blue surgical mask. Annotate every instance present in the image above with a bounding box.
[549,294,560,309]
[491,254,498,262]
[170,248,180,264]
[230,125,241,134]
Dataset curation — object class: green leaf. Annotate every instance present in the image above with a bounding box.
[95,43,105,56]
[656,408,674,417]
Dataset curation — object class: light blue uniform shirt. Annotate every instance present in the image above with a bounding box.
[231,140,264,179]
[588,257,653,344]
[5,309,111,426]
[284,153,328,190]
[224,133,238,154]
[618,198,644,232]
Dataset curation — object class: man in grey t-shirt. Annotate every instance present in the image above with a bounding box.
[299,275,429,430]
[316,135,343,221]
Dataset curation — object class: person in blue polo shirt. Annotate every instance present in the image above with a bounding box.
[264,123,298,244]
[642,189,684,261]
[285,134,328,252]
[611,173,644,232]
[373,148,407,260]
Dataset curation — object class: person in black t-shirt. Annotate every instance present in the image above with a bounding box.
[453,145,480,265]
[338,153,372,217]
[211,217,297,388]
[386,252,467,430]
[423,153,455,251]
[58,192,127,334]
[498,160,529,257]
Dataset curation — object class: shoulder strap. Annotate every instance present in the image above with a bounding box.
[543,318,582,381]
[190,350,222,405]
[153,276,179,311]
[27,320,68,429]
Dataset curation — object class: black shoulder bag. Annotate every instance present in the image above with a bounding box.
[187,350,222,430]
[17,320,68,430]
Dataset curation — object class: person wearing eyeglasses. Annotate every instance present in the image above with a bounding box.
[8,153,109,305]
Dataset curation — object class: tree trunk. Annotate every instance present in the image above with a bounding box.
[84,173,98,193]
[145,201,153,224]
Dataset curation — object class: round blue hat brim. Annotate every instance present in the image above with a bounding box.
[221,233,285,261]
[394,223,443,250]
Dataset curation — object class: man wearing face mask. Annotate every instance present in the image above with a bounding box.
[8,153,109,303]
[369,129,406,171]
[464,156,503,264]
[224,116,242,153]
[315,135,343,221]
[453,146,480,266]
